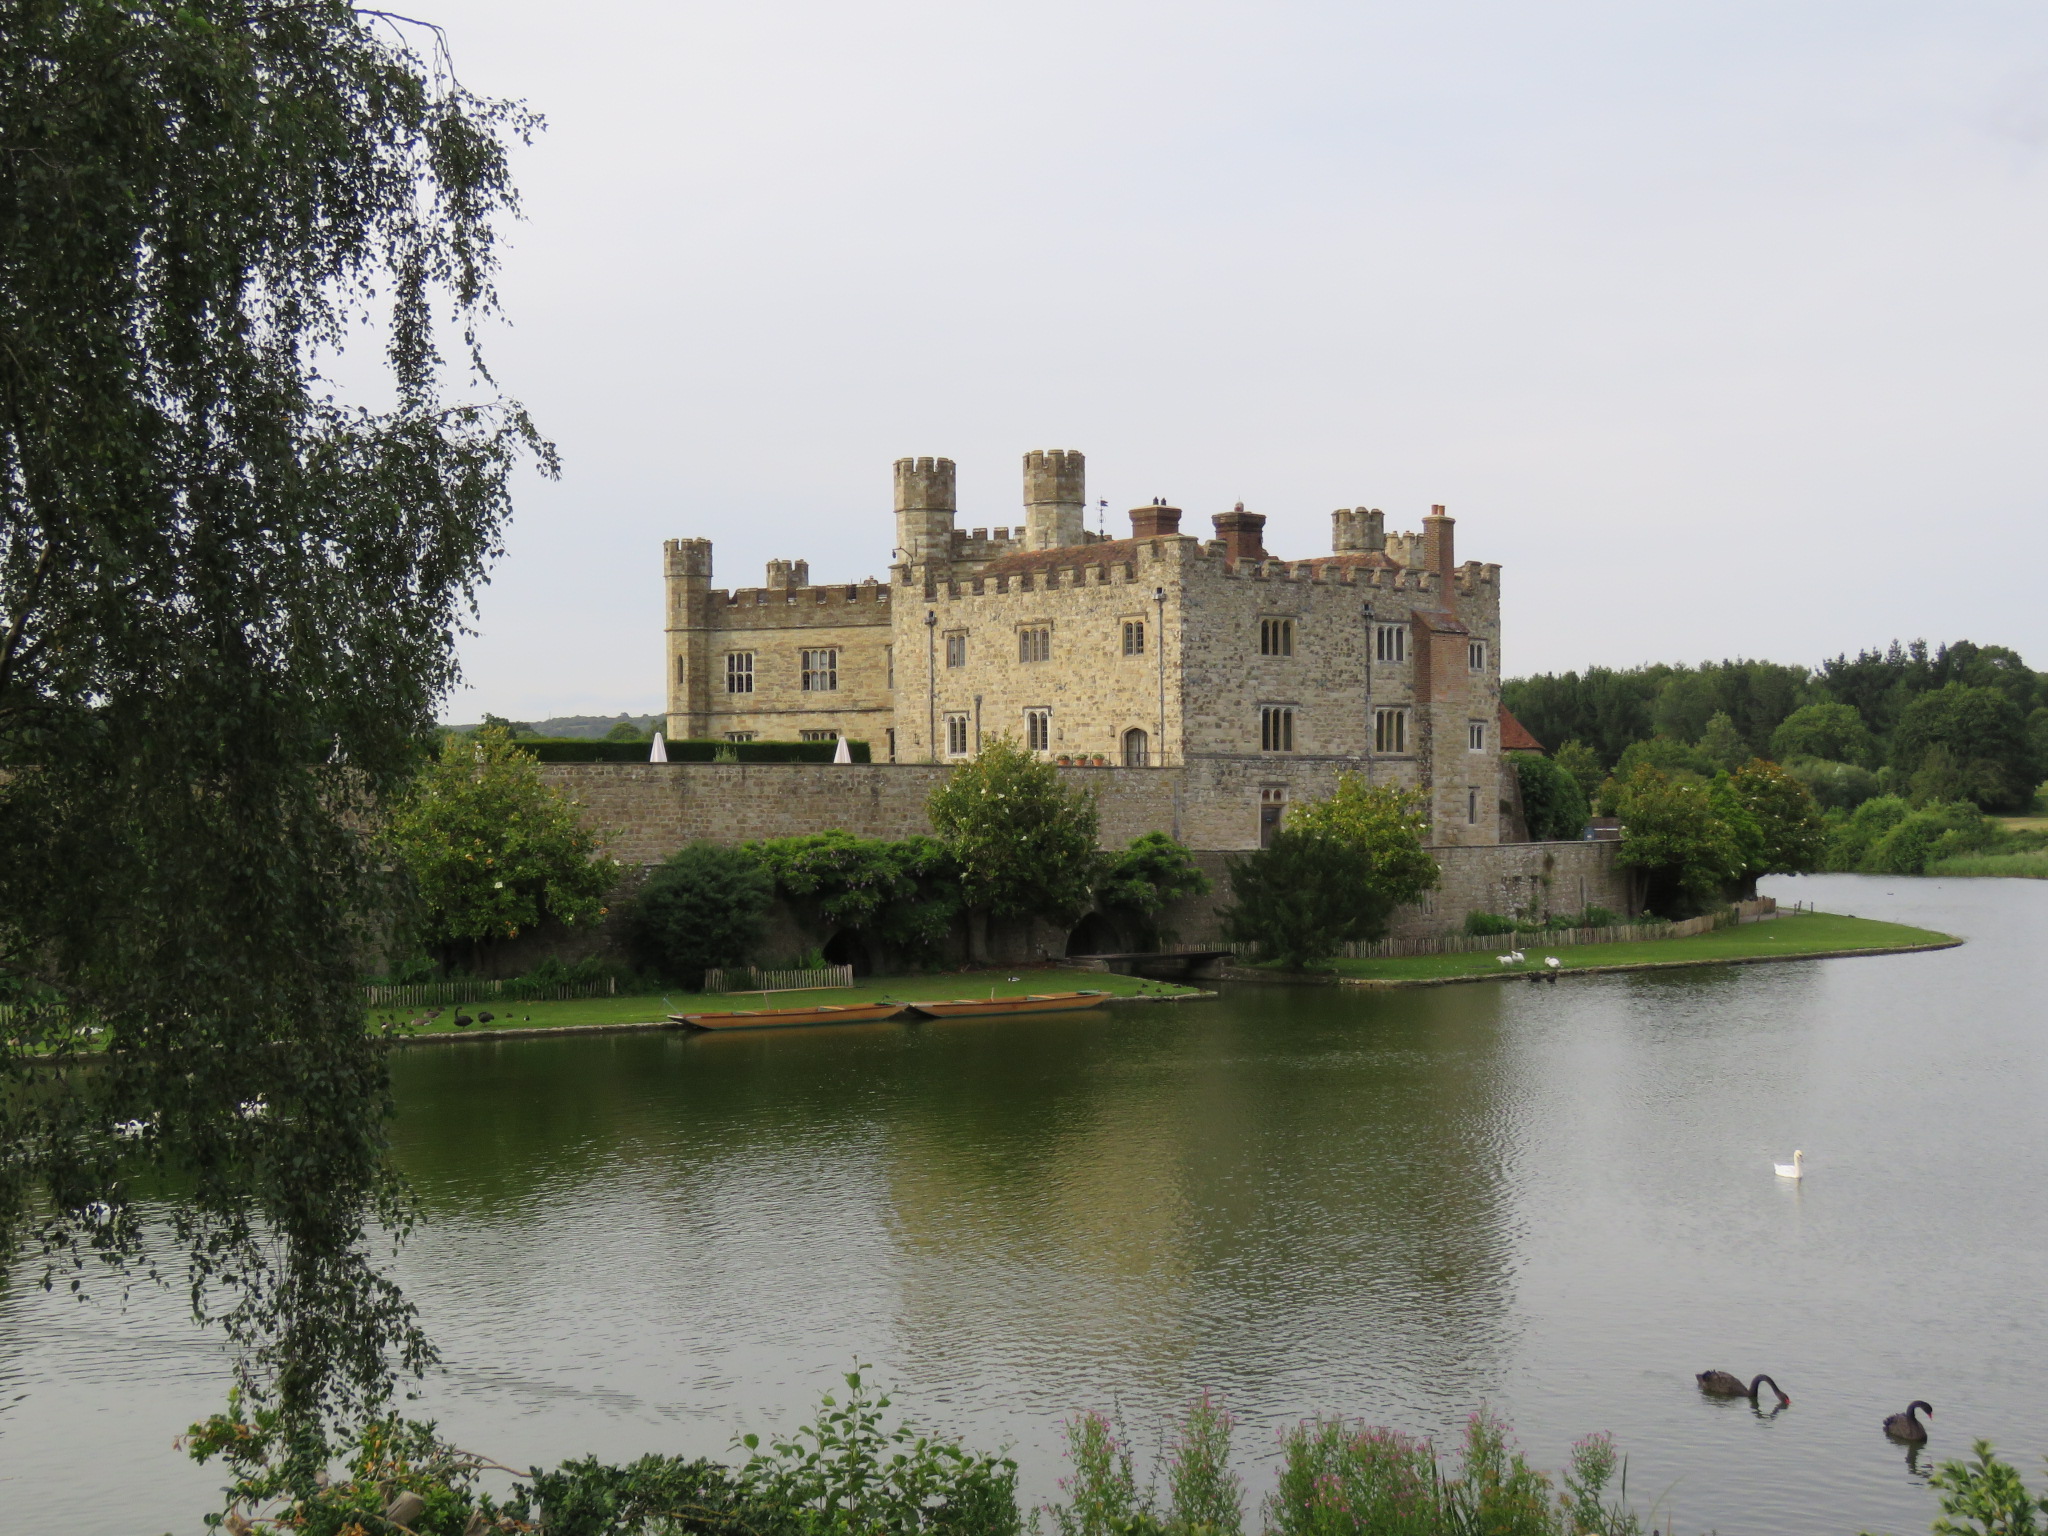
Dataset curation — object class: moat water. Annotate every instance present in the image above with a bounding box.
[5,874,2047,1534]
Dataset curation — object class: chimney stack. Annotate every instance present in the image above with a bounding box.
[1130,499,1183,539]
[1332,506,1385,554]
[1423,504,1455,603]
[1212,503,1267,561]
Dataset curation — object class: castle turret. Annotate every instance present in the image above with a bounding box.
[1023,449,1085,549]
[1332,506,1385,553]
[664,537,713,740]
[764,558,809,591]
[894,456,956,568]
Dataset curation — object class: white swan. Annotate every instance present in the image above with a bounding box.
[1774,1150,1803,1179]
[1544,956,1562,970]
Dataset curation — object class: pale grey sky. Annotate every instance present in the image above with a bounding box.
[416,0,2048,722]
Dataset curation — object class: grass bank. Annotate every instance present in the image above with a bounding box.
[1273,911,1957,988]
[372,967,1203,1039]
[1927,849,2048,878]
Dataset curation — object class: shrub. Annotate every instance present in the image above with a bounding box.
[1166,1394,1243,1536]
[1864,800,2004,876]
[748,831,962,964]
[1045,1412,1145,1536]
[1464,911,1518,936]
[624,843,775,988]
[1094,832,1212,948]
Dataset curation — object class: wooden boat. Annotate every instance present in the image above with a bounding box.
[904,990,1112,1020]
[668,1001,909,1031]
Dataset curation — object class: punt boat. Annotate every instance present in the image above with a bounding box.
[668,1001,910,1031]
[904,991,1112,1020]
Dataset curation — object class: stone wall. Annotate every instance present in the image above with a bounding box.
[540,762,1631,943]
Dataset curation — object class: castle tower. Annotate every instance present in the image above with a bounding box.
[1023,449,1085,550]
[1332,506,1385,553]
[664,537,713,740]
[894,457,956,568]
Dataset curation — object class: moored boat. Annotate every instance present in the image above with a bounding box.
[904,990,1112,1020]
[669,1001,910,1031]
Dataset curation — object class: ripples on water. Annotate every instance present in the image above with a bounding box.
[5,875,2047,1534]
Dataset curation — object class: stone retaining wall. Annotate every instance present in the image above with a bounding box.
[539,762,1632,945]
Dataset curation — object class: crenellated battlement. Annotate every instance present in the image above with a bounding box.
[664,536,712,578]
[717,578,889,608]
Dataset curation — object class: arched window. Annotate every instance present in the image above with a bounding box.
[1122,728,1149,768]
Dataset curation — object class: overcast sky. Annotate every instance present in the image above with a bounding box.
[412,0,2048,723]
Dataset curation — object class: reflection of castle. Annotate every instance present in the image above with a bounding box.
[667,450,1513,846]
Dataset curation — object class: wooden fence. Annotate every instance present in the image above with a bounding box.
[362,976,619,1010]
[1191,904,1761,963]
[702,965,855,995]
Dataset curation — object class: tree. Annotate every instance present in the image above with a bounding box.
[1554,740,1606,803]
[1613,736,1717,782]
[1784,757,1881,811]
[387,727,618,967]
[1284,773,1440,899]
[1513,755,1590,842]
[1770,702,1877,768]
[624,845,776,987]
[927,739,1100,955]
[1093,833,1212,949]
[1223,778,1438,967]
[1696,712,1750,773]
[0,3,545,1443]
[1221,830,1391,971]
[1892,684,2037,812]
[1609,766,1741,915]
[1719,761,1827,891]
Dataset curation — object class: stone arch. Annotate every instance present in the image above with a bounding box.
[821,928,874,977]
[1065,912,1121,957]
[1121,727,1150,767]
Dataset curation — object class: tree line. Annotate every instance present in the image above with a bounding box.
[1502,640,2048,815]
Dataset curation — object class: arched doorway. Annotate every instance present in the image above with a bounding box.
[821,928,873,977]
[1122,728,1149,767]
[1065,912,1121,957]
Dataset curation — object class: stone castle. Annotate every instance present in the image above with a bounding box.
[664,449,1522,850]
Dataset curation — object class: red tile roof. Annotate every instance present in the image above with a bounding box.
[1498,706,1544,752]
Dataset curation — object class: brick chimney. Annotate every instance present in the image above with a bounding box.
[1423,504,1455,604]
[1212,503,1267,560]
[1130,500,1183,539]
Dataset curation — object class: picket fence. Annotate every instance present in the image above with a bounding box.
[362,976,619,1010]
[702,964,855,995]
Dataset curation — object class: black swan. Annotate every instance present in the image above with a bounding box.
[1883,1401,1933,1443]
[1697,1371,1791,1404]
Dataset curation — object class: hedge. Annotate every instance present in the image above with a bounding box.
[515,737,873,764]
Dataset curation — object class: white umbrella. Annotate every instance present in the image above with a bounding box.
[649,732,668,763]
[832,736,852,764]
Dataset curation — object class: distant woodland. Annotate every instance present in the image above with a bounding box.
[1502,639,2048,816]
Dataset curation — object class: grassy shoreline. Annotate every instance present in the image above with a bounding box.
[1235,911,1958,989]
[373,967,1205,1042]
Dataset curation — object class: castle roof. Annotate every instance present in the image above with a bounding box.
[1301,551,1407,572]
[1498,707,1544,752]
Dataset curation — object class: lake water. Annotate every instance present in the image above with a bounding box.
[5,874,2047,1534]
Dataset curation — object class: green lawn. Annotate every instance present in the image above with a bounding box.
[373,967,1203,1037]
[1312,911,1956,986]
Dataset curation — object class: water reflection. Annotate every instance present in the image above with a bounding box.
[6,875,2048,1536]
